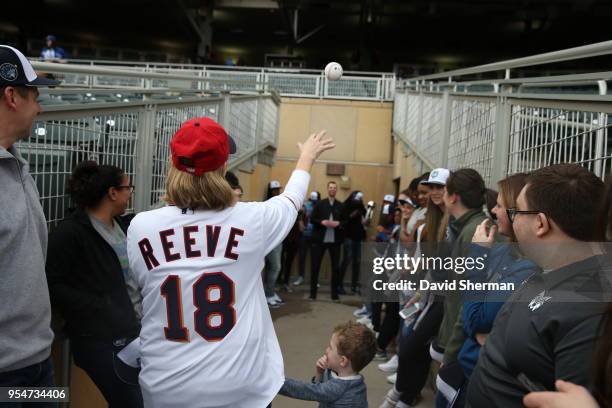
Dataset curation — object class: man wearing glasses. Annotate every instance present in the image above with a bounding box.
[0,45,61,395]
[467,164,612,408]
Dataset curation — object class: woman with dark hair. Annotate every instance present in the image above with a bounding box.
[295,191,320,286]
[400,173,431,246]
[46,161,143,407]
[339,190,367,294]
[264,180,284,308]
[380,168,451,408]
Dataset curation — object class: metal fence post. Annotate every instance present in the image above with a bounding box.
[403,90,411,140]
[219,92,232,131]
[594,80,608,178]
[439,90,452,167]
[133,104,156,212]
[273,97,281,149]
[322,74,328,99]
[490,96,512,185]
[254,96,263,153]
[416,88,424,148]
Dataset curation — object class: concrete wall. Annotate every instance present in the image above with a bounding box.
[392,139,428,192]
[272,97,396,207]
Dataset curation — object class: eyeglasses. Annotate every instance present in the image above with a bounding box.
[116,185,135,193]
[506,207,542,223]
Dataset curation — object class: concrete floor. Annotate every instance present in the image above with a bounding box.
[270,286,435,408]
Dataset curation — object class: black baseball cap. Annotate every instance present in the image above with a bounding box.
[0,45,60,87]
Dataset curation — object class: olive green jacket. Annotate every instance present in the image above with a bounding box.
[437,208,488,364]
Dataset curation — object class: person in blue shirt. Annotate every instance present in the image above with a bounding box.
[436,173,539,408]
[40,35,66,61]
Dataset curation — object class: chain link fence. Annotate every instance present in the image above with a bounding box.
[19,94,278,229]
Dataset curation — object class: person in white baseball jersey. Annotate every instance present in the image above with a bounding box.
[127,117,334,408]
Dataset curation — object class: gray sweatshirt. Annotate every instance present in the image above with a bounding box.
[0,145,54,372]
[280,369,368,408]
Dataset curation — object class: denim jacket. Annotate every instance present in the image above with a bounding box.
[458,243,538,377]
[280,369,367,408]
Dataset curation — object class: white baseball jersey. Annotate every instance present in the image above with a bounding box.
[127,170,310,408]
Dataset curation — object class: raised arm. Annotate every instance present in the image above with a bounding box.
[261,131,334,253]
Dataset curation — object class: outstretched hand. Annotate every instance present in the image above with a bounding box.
[298,130,335,161]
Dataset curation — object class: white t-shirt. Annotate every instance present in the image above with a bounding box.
[406,206,427,235]
[127,170,310,408]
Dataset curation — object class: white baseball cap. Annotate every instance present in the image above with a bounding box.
[355,192,364,200]
[269,180,281,189]
[421,168,450,186]
[309,191,318,200]
[398,197,417,207]
[0,45,60,87]
[383,194,395,202]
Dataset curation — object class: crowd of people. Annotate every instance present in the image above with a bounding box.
[345,165,612,408]
[1,44,612,408]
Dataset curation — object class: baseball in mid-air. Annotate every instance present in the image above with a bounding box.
[324,62,343,81]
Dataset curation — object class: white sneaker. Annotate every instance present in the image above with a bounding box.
[273,293,284,304]
[378,387,400,408]
[266,296,280,308]
[378,355,398,373]
[386,373,397,384]
[356,315,371,325]
[293,276,304,286]
[353,305,369,317]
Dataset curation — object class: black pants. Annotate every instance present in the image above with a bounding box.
[281,240,300,285]
[71,338,144,408]
[339,239,362,290]
[298,235,312,278]
[377,302,400,351]
[310,242,341,300]
[396,300,444,405]
[371,302,383,332]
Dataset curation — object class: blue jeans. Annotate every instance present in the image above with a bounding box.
[264,244,283,297]
[0,358,57,408]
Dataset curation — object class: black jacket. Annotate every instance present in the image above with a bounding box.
[46,209,140,341]
[467,255,612,408]
[311,198,344,244]
[341,200,366,241]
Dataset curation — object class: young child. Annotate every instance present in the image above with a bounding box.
[279,321,377,407]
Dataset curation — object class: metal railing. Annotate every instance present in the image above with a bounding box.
[32,60,395,101]
[392,40,612,186]
[19,93,279,229]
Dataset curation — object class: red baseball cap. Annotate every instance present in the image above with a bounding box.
[170,117,237,176]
